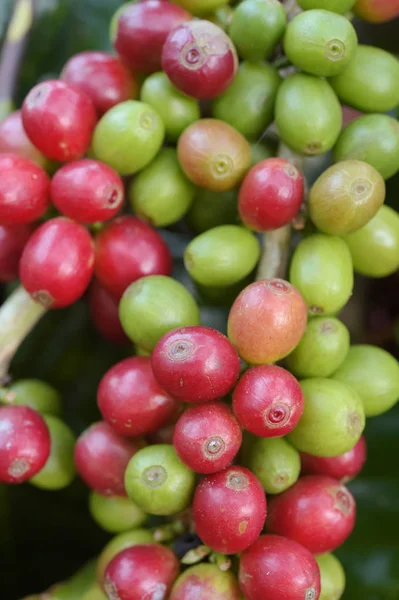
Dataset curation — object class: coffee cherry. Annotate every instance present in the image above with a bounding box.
[246,437,301,495]
[20,217,95,308]
[124,444,196,515]
[104,544,179,600]
[89,492,147,534]
[227,279,308,365]
[94,216,172,299]
[0,154,50,225]
[267,475,356,554]
[332,345,399,417]
[97,357,179,437]
[162,20,238,100]
[316,553,346,600]
[301,436,367,483]
[354,0,399,22]
[97,529,154,584]
[193,466,266,554]
[0,405,50,484]
[187,187,239,233]
[284,10,358,77]
[152,326,240,402]
[170,564,241,600]
[74,421,139,496]
[61,51,137,115]
[287,379,365,457]
[6,379,62,416]
[298,0,355,12]
[0,110,48,168]
[233,365,304,437]
[88,280,129,344]
[289,234,354,316]
[178,119,252,192]
[173,401,242,473]
[0,223,34,282]
[171,0,229,15]
[111,0,191,73]
[238,158,304,231]
[22,80,97,162]
[239,534,321,600]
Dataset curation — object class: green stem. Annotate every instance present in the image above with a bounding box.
[152,520,185,543]
[181,545,212,565]
[209,552,232,571]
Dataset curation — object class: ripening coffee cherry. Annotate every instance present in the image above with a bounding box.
[0,110,48,168]
[301,436,367,483]
[354,0,399,22]
[170,564,241,600]
[0,223,34,282]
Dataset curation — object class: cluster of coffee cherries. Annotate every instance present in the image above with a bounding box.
[1,0,399,599]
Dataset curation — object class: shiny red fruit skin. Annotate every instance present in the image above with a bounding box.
[239,158,304,231]
[173,401,242,474]
[162,20,238,100]
[267,475,356,554]
[0,153,50,225]
[0,110,47,167]
[232,365,304,438]
[151,326,240,402]
[88,279,129,344]
[354,0,399,23]
[0,223,34,282]
[104,544,180,600]
[98,356,179,437]
[61,51,137,115]
[74,421,139,496]
[94,215,172,299]
[113,0,191,73]
[51,159,124,223]
[22,80,97,162]
[239,534,321,600]
[193,466,267,554]
[19,217,95,309]
[0,405,51,484]
[301,436,367,483]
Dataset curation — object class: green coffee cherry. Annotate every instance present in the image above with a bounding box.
[286,316,350,378]
[334,114,399,180]
[287,378,365,457]
[30,416,75,490]
[140,72,200,142]
[92,100,165,175]
[119,275,200,351]
[129,148,195,227]
[309,160,385,236]
[229,0,286,61]
[284,10,357,77]
[187,188,239,233]
[329,45,399,113]
[184,225,260,287]
[247,437,301,494]
[89,492,147,534]
[343,206,399,278]
[96,529,154,582]
[124,444,196,515]
[297,0,355,13]
[250,139,277,165]
[6,379,62,416]
[332,345,399,417]
[275,73,342,155]
[170,0,229,16]
[317,553,346,600]
[82,584,107,600]
[289,234,354,316]
[212,62,281,139]
[208,5,234,30]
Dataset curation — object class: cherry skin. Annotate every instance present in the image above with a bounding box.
[74,421,140,496]
[0,223,34,282]
[61,51,138,115]
[193,465,267,554]
[0,153,50,226]
[94,215,172,298]
[97,356,179,437]
[233,365,304,438]
[22,80,97,162]
[112,0,191,73]
[51,159,124,224]
[0,110,48,167]
[162,20,238,99]
[267,475,356,554]
[301,435,367,482]
[88,279,129,344]
[19,217,95,309]
[239,158,304,231]
[173,401,242,474]
[170,564,242,600]
[0,405,51,484]
[239,534,321,600]
[151,325,240,402]
[104,544,180,600]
